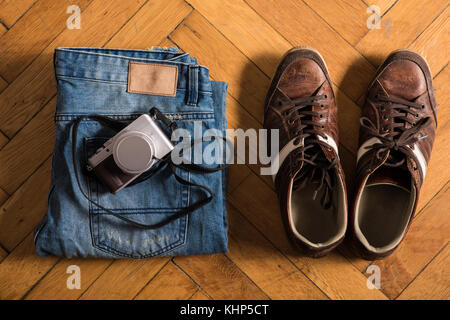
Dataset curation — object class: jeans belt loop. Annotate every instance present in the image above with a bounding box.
[187,65,199,107]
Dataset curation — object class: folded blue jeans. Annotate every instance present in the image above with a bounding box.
[34,47,229,259]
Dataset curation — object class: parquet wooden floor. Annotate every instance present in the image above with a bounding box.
[0,0,448,300]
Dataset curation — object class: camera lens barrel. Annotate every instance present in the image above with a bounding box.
[112,131,155,174]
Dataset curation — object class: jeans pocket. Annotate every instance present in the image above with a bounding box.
[84,137,189,259]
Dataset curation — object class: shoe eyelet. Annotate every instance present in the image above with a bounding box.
[415,113,420,118]
[413,166,418,171]
[321,125,325,129]
[319,114,323,118]
[320,104,325,108]
[421,104,425,109]
[323,94,328,99]
[294,138,301,145]
[288,119,294,125]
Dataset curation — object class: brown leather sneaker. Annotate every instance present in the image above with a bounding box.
[263,47,347,258]
[351,50,438,260]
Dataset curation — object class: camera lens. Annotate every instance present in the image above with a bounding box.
[112,131,155,174]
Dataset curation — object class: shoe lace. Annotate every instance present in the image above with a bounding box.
[360,94,431,168]
[280,94,337,209]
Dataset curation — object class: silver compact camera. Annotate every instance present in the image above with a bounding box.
[87,114,174,194]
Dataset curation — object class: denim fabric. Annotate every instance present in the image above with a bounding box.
[34,47,229,259]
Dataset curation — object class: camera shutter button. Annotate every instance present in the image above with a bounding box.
[112,131,155,174]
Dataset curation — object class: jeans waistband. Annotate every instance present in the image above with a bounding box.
[54,47,213,106]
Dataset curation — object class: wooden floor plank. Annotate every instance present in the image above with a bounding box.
[170,11,268,123]
[0,157,51,251]
[335,85,361,153]
[417,124,450,211]
[106,0,192,49]
[338,145,357,193]
[134,262,199,300]
[0,75,7,93]
[186,0,292,77]
[304,0,369,46]
[397,245,450,300]
[173,254,269,300]
[229,171,387,299]
[433,65,449,114]
[0,0,92,83]
[0,0,148,138]
[0,60,55,138]
[409,5,450,76]
[337,241,371,273]
[0,130,8,149]
[0,187,8,207]
[226,86,262,129]
[245,0,376,102]
[0,245,6,261]
[356,0,448,67]
[0,98,55,194]
[189,289,210,300]
[0,233,59,300]
[0,0,36,28]
[24,258,112,300]
[291,251,387,300]
[366,0,398,15]
[228,164,252,195]
[227,206,327,299]
[416,65,449,211]
[224,94,265,187]
[80,258,169,300]
[0,21,6,36]
[366,183,450,299]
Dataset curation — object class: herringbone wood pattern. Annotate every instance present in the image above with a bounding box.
[0,0,448,300]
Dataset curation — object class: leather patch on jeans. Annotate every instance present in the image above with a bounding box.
[128,62,178,96]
